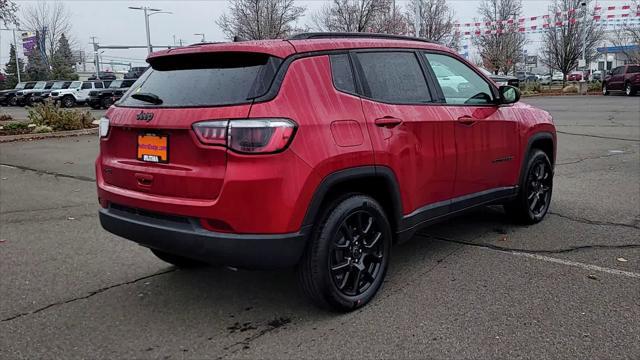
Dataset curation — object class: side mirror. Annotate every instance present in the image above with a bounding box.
[499,85,520,104]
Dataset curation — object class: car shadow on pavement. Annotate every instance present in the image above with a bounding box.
[123,206,512,318]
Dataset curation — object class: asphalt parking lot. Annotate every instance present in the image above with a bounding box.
[1,95,638,359]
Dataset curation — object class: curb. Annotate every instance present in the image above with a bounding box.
[0,128,97,143]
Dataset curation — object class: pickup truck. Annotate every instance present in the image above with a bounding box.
[603,64,640,96]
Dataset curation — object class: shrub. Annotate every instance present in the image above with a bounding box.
[0,114,13,121]
[33,125,53,133]
[588,81,602,92]
[27,102,95,131]
[2,122,28,130]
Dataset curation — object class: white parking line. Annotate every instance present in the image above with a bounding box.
[506,251,640,279]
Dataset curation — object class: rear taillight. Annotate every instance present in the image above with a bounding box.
[99,117,110,138]
[192,118,296,154]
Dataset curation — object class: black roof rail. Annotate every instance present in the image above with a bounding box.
[288,32,435,44]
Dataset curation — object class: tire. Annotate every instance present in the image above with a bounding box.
[602,83,609,96]
[101,97,113,109]
[150,249,207,268]
[61,96,75,108]
[505,149,553,224]
[297,194,392,312]
[8,96,17,106]
[625,82,636,96]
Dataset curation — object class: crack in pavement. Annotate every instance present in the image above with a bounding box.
[1,268,176,322]
[549,211,640,230]
[0,163,95,182]
[419,234,640,255]
[216,244,464,359]
[555,150,637,166]
[556,131,639,142]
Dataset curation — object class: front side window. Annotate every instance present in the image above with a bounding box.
[626,65,640,74]
[356,52,431,104]
[424,53,494,105]
[69,81,82,89]
[330,54,356,94]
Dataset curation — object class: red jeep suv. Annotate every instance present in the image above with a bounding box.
[97,33,556,311]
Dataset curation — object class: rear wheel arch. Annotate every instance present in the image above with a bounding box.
[302,166,403,237]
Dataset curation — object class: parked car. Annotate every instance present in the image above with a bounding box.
[591,70,603,82]
[603,64,640,96]
[89,72,117,81]
[539,74,552,85]
[27,80,71,105]
[567,71,586,82]
[0,81,37,106]
[96,32,556,311]
[87,79,136,109]
[479,68,520,88]
[516,71,538,82]
[124,66,148,79]
[551,72,564,82]
[14,80,57,106]
[50,80,105,107]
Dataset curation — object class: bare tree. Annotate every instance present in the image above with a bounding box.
[21,1,73,64]
[473,0,526,75]
[217,0,306,40]
[540,0,604,85]
[0,0,19,27]
[610,0,640,63]
[406,0,459,49]
[313,0,405,34]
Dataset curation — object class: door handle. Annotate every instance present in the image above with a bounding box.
[457,115,477,126]
[374,116,403,128]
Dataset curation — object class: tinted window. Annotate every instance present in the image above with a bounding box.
[95,82,104,88]
[330,54,356,93]
[356,52,431,103]
[81,82,92,89]
[425,53,494,105]
[627,66,640,73]
[612,67,623,75]
[120,52,281,107]
[122,80,135,87]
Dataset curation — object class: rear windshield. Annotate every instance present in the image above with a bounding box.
[627,65,640,73]
[119,52,281,108]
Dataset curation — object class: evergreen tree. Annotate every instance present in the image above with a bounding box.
[3,44,25,89]
[50,33,78,80]
[25,32,51,81]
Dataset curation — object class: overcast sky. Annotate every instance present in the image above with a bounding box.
[0,0,624,72]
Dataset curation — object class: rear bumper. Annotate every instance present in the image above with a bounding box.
[99,205,310,269]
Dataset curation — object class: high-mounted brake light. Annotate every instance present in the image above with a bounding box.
[192,118,297,154]
[99,117,110,138]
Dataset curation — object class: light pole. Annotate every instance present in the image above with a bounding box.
[194,33,206,42]
[580,1,588,77]
[128,6,172,54]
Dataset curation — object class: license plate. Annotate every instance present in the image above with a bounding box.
[137,133,168,163]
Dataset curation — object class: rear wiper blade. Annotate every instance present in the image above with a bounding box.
[131,92,163,105]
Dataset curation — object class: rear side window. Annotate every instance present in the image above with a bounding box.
[330,54,356,93]
[119,52,282,107]
[81,82,92,89]
[95,82,104,89]
[627,66,640,74]
[356,52,431,104]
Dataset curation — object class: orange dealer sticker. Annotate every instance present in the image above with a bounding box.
[137,133,169,163]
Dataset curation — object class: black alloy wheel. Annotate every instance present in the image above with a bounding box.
[298,194,391,312]
[526,160,552,219]
[329,210,385,297]
[505,149,553,224]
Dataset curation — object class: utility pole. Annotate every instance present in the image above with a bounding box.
[414,1,421,37]
[91,36,100,79]
[581,1,588,71]
[194,33,206,42]
[129,6,172,54]
[12,29,21,83]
